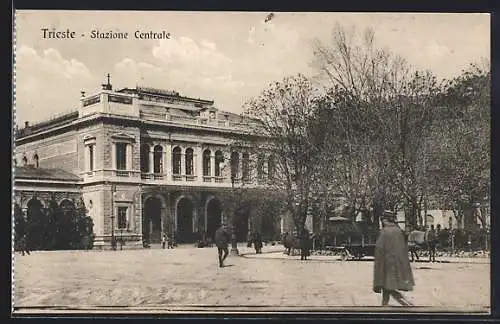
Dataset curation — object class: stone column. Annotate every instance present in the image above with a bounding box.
[165,142,172,180]
[149,148,154,173]
[92,144,97,171]
[126,143,133,170]
[84,145,89,172]
[180,149,186,177]
[210,152,215,178]
[196,144,203,183]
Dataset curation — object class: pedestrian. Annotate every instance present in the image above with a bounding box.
[407,226,420,262]
[299,228,310,260]
[172,231,178,247]
[247,231,253,248]
[161,233,167,249]
[426,224,437,262]
[373,210,415,306]
[214,223,230,267]
[20,234,30,256]
[253,231,263,254]
[167,231,174,249]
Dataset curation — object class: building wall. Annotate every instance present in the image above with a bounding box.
[15,131,79,173]
[14,87,272,249]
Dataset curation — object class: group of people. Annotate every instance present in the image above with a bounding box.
[282,229,312,260]
[407,224,438,262]
[161,232,176,249]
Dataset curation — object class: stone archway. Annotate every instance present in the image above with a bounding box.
[176,197,194,243]
[143,197,163,244]
[206,197,222,241]
[26,197,45,250]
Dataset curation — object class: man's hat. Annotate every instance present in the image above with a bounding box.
[382,210,397,222]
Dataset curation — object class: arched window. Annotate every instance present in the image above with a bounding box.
[230,151,240,179]
[154,145,163,174]
[172,147,181,175]
[268,155,276,180]
[33,154,39,168]
[185,148,194,175]
[22,155,27,166]
[242,152,250,181]
[215,150,224,177]
[203,150,211,177]
[140,144,150,173]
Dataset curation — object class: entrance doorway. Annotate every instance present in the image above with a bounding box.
[176,197,194,243]
[143,197,162,244]
[206,198,222,241]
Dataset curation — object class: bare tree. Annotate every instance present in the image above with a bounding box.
[311,24,440,227]
[243,74,320,233]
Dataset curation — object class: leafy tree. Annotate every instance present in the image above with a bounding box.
[26,198,48,251]
[14,203,26,251]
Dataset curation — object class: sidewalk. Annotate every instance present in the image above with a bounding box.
[241,246,490,264]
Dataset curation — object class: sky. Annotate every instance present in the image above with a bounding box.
[14,11,490,125]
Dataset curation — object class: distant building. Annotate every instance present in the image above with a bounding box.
[14,78,277,249]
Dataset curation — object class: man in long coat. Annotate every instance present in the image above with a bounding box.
[214,223,230,267]
[252,231,263,254]
[373,210,415,306]
[299,228,311,260]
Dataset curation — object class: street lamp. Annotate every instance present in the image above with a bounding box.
[229,173,239,255]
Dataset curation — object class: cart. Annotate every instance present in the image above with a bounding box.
[327,216,377,261]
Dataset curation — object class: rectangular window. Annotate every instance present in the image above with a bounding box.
[89,145,94,171]
[116,143,127,170]
[117,206,128,229]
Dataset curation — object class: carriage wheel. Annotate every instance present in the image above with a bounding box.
[340,251,348,261]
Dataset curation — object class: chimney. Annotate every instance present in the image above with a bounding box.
[24,121,29,128]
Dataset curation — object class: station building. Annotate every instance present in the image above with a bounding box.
[14,78,281,249]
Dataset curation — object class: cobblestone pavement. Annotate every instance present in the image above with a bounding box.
[12,244,490,313]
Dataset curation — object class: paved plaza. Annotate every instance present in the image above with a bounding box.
[12,244,490,314]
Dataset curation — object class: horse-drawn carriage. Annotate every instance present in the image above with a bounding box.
[325,216,377,261]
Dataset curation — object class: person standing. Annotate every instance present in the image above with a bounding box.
[299,228,311,260]
[253,231,263,254]
[373,210,415,306]
[214,223,230,267]
[161,233,167,249]
[426,224,437,262]
[407,226,420,262]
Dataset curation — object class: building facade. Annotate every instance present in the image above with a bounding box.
[14,80,278,249]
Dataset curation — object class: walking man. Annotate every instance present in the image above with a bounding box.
[214,223,230,267]
[373,210,415,306]
[407,226,420,262]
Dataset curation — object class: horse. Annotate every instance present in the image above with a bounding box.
[407,229,437,262]
[283,233,303,256]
